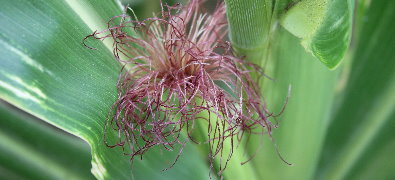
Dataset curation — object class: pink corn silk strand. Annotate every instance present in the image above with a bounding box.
[85,0,282,176]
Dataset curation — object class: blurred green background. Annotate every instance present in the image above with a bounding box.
[0,0,394,179]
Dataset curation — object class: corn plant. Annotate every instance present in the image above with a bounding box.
[1,0,394,179]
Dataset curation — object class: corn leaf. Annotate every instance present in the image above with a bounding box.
[0,0,209,179]
[225,1,340,180]
[316,0,395,179]
[0,101,94,180]
[1,0,394,179]
[281,0,354,69]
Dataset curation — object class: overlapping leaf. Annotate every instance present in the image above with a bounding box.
[0,0,209,179]
[0,101,94,180]
[225,1,340,180]
[316,0,395,179]
[281,0,354,69]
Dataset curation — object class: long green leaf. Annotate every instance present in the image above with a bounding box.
[316,0,395,179]
[0,0,210,179]
[225,1,340,180]
[251,28,339,180]
[0,101,94,180]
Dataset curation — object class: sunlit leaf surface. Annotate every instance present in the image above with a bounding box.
[0,0,210,179]
[1,0,394,179]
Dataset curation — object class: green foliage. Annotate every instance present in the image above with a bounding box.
[0,101,94,180]
[281,0,354,69]
[0,0,394,179]
[316,1,395,178]
[0,0,209,179]
[224,0,272,63]
[226,0,395,180]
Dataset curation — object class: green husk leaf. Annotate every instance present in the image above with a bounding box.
[280,0,354,69]
[225,1,340,180]
[224,0,273,64]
